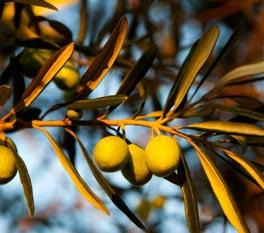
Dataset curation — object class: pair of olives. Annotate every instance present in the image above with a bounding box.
[0,138,18,185]
[93,135,181,186]
[18,48,80,91]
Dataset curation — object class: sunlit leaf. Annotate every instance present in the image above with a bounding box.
[67,95,127,110]
[190,141,249,233]
[213,150,259,186]
[163,26,219,115]
[64,128,148,232]
[185,121,264,137]
[14,153,34,217]
[4,43,74,119]
[208,61,264,97]
[8,0,58,10]
[181,154,200,233]
[76,16,128,99]
[0,85,12,109]
[190,20,242,101]
[36,127,109,215]
[29,16,72,41]
[221,148,264,189]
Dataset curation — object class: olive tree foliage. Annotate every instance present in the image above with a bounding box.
[0,0,264,232]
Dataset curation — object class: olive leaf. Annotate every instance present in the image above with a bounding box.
[14,153,34,217]
[67,95,127,110]
[163,26,219,116]
[77,0,88,44]
[4,42,74,119]
[6,0,57,10]
[190,141,249,233]
[184,121,264,137]
[207,60,264,97]
[0,85,12,109]
[15,38,59,49]
[107,46,157,114]
[36,127,109,215]
[190,20,242,101]
[181,154,200,233]
[220,148,264,189]
[75,16,128,99]
[212,150,260,187]
[210,104,264,122]
[29,16,72,41]
[64,128,148,233]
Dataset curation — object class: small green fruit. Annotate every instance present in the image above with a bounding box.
[145,135,181,177]
[53,61,80,91]
[121,144,152,186]
[19,48,80,91]
[93,136,129,172]
[19,48,51,77]
[0,136,18,153]
[66,109,83,120]
[0,145,17,184]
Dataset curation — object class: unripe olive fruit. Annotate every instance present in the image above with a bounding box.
[53,61,80,91]
[0,145,17,184]
[93,136,130,172]
[19,48,80,91]
[66,109,83,120]
[0,137,18,153]
[145,135,181,177]
[19,48,51,77]
[121,144,152,186]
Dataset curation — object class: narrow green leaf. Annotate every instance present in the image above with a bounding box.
[15,38,59,49]
[190,19,243,101]
[208,61,264,97]
[246,137,264,147]
[14,153,34,217]
[221,148,264,189]
[10,0,57,10]
[164,27,219,115]
[213,150,260,186]
[67,95,127,110]
[190,141,249,233]
[64,128,148,232]
[107,46,157,114]
[163,42,198,116]
[0,85,12,109]
[117,46,157,95]
[184,121,264,137]
[211,104,264,122]
[36,127,109,215]
[29,16,72,41]
[77,0,88,44]
[230,135,247,153]
[181,154,200,233]
[5,43,74,119]
[76,16,128,99]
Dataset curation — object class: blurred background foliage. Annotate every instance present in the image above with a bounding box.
[0,0,264,232]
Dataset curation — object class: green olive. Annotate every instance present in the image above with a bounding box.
[0,145,17,185]
[66,109,83,120]
[19,48,51,78]
[19,48,80,91]
[121,144,152,186]
[53,61,80,91]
